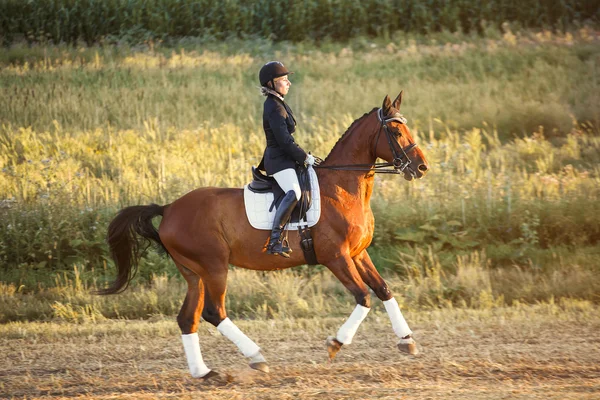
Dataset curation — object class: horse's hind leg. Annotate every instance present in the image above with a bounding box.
[323,254,372,360]
[175,262,214,378]
[353,250,418,355]
[201,264,270,373]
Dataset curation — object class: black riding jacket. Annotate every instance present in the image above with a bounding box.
[260,95,307,175]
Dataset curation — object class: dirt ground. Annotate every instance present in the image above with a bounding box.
[1,305,599,399]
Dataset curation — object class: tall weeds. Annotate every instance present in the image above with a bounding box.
[1,251,597,323]
[2,30,598,137]
[1,114,598,292]
[1,34,599,319]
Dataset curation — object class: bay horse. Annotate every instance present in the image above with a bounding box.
[101,92,429,379]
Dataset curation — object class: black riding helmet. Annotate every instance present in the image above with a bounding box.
[259,61,293,88]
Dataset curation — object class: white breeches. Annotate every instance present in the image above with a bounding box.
[272,168,301,201]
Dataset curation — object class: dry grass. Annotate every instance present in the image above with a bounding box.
[2,258,599,323]
[1,301,598,399]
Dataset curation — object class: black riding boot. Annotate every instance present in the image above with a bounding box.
[266,190,298,257]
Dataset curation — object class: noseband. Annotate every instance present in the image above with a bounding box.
[316,108,418,175]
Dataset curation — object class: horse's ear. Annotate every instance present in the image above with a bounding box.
[392,91,403,109]
[382,95,392,115]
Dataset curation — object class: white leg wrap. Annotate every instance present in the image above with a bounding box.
[181,333,211,378]
[217,318,261,358]
[384,297,412,338]
[336,304,370,345]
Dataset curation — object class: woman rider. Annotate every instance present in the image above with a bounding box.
[258,61,316,257]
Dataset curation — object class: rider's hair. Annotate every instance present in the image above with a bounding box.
[260,86,285,100]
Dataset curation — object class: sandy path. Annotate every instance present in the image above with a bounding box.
[1,305,599,399]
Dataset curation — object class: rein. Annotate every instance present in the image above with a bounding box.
[315,108,418,175]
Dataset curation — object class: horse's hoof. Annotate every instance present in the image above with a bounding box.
[326,336,343,361]
[249,362,270,373]
[199,370,234,385]
[200,370,220,380]
[397,337,419,355]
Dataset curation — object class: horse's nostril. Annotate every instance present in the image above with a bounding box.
[418,164,428,172]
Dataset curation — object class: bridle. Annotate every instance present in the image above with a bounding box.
[315,108,418,176]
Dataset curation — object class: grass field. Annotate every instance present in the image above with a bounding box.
[2,27,599,136]
[1,23,600,400]
[1,302,599,399]
[1,28,600,323]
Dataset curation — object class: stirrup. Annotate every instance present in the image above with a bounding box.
[281,237,292,255]
[264,228,292,257]
[265,241,292,258]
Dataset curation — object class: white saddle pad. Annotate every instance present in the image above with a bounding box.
[243,167,321,230]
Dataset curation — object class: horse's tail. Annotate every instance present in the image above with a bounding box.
[97,204,168,295]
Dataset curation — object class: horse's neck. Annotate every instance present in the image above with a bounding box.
[319,113,378,205]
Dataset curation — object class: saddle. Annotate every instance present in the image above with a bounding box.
[244,166,320,265]
[248,166,312,224]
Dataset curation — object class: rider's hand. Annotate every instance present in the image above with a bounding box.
[305,154,316,166]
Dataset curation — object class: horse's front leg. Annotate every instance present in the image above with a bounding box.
[353,250,418,355]
[323,254,372,360]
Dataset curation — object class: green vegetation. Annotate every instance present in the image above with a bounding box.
[1,0,597,45]
[2,29,599,136]
[1,30,599,322]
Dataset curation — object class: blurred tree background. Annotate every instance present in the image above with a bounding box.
[0,0,598,45]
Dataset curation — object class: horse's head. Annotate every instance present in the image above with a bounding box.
[374,92,429,180]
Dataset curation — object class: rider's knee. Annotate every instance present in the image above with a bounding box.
[291,186,301,201]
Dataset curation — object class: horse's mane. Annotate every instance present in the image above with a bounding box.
[323,107,378,162]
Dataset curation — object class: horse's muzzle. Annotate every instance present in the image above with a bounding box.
[404,163,428,180]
